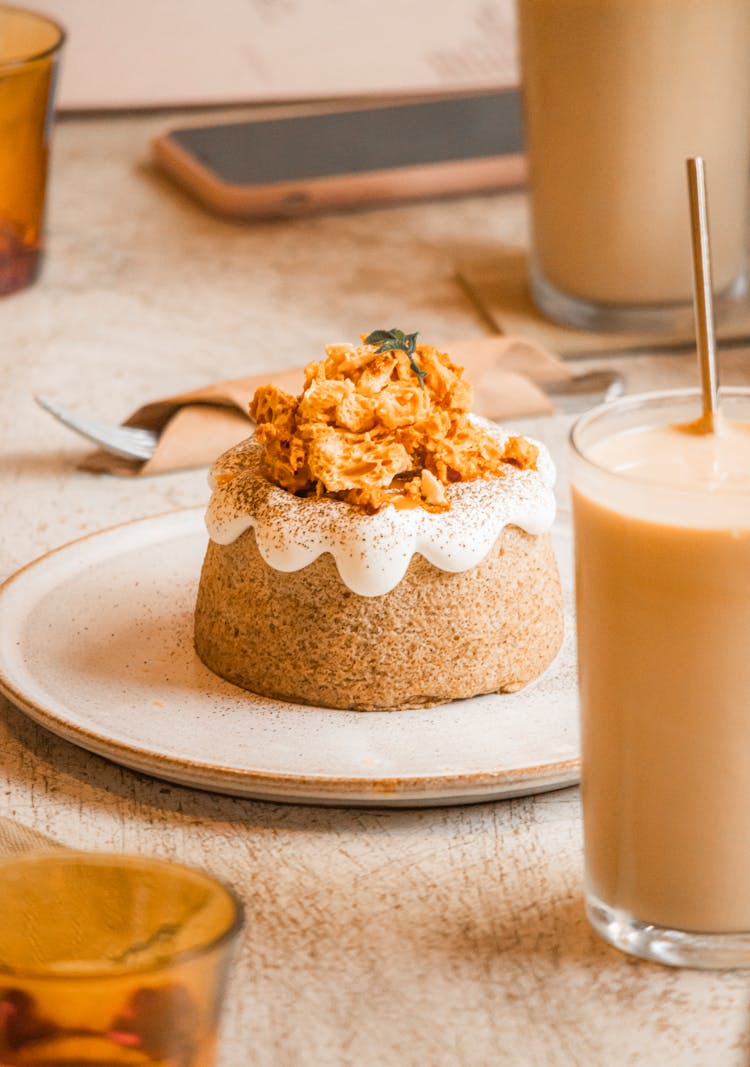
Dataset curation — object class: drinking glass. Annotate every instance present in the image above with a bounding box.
[570,389,750,967]
[0,4,65,295]
[0,851,244,1065]
[517,0,750,333]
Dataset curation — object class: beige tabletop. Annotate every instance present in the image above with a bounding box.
[2,111,750,1067]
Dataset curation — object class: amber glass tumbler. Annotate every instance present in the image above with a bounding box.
[0,5,64,295]
[0,851,244,1065]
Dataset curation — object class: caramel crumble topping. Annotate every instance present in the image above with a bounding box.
[249,333,539,512]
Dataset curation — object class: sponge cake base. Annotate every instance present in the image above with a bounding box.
[194,524,564,711]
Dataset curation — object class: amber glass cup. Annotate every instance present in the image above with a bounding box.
[0,851,244,1066]
[0,4,65,295]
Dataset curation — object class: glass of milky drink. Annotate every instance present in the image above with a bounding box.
[570,387,750,967]
[517,0,750,333]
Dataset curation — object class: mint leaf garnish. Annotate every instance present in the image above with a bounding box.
[364,328,427,388]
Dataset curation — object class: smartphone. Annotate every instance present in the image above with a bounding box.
[151,91,525,219]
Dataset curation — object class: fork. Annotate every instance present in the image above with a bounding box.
[34,394,160,461]
[35,368,624,462]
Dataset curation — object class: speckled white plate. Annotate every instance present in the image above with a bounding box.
[0,507,579,807]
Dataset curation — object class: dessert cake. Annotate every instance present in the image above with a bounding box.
[194,330,563,710]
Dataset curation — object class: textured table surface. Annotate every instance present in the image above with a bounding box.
[1,111,750,1067]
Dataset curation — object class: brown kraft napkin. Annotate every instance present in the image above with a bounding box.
[457,248,750,355]
[0,817,62,857]
[80,335,571,477]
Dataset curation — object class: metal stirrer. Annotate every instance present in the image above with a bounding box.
[686,156,719,433]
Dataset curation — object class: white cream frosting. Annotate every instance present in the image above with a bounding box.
[205,420,557,598]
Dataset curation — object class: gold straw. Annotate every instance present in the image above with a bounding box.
[686,156,719,433]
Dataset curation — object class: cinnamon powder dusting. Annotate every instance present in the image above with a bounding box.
[250,336,538,512]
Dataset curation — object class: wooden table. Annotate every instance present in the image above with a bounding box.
[1,111,749,1067]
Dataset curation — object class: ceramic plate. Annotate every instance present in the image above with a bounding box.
[0,508,579,807]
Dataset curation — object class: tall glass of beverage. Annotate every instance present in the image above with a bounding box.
[570,388,750,967]
[517,0,750,333]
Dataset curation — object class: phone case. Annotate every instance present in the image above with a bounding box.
[152,107,526,219]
